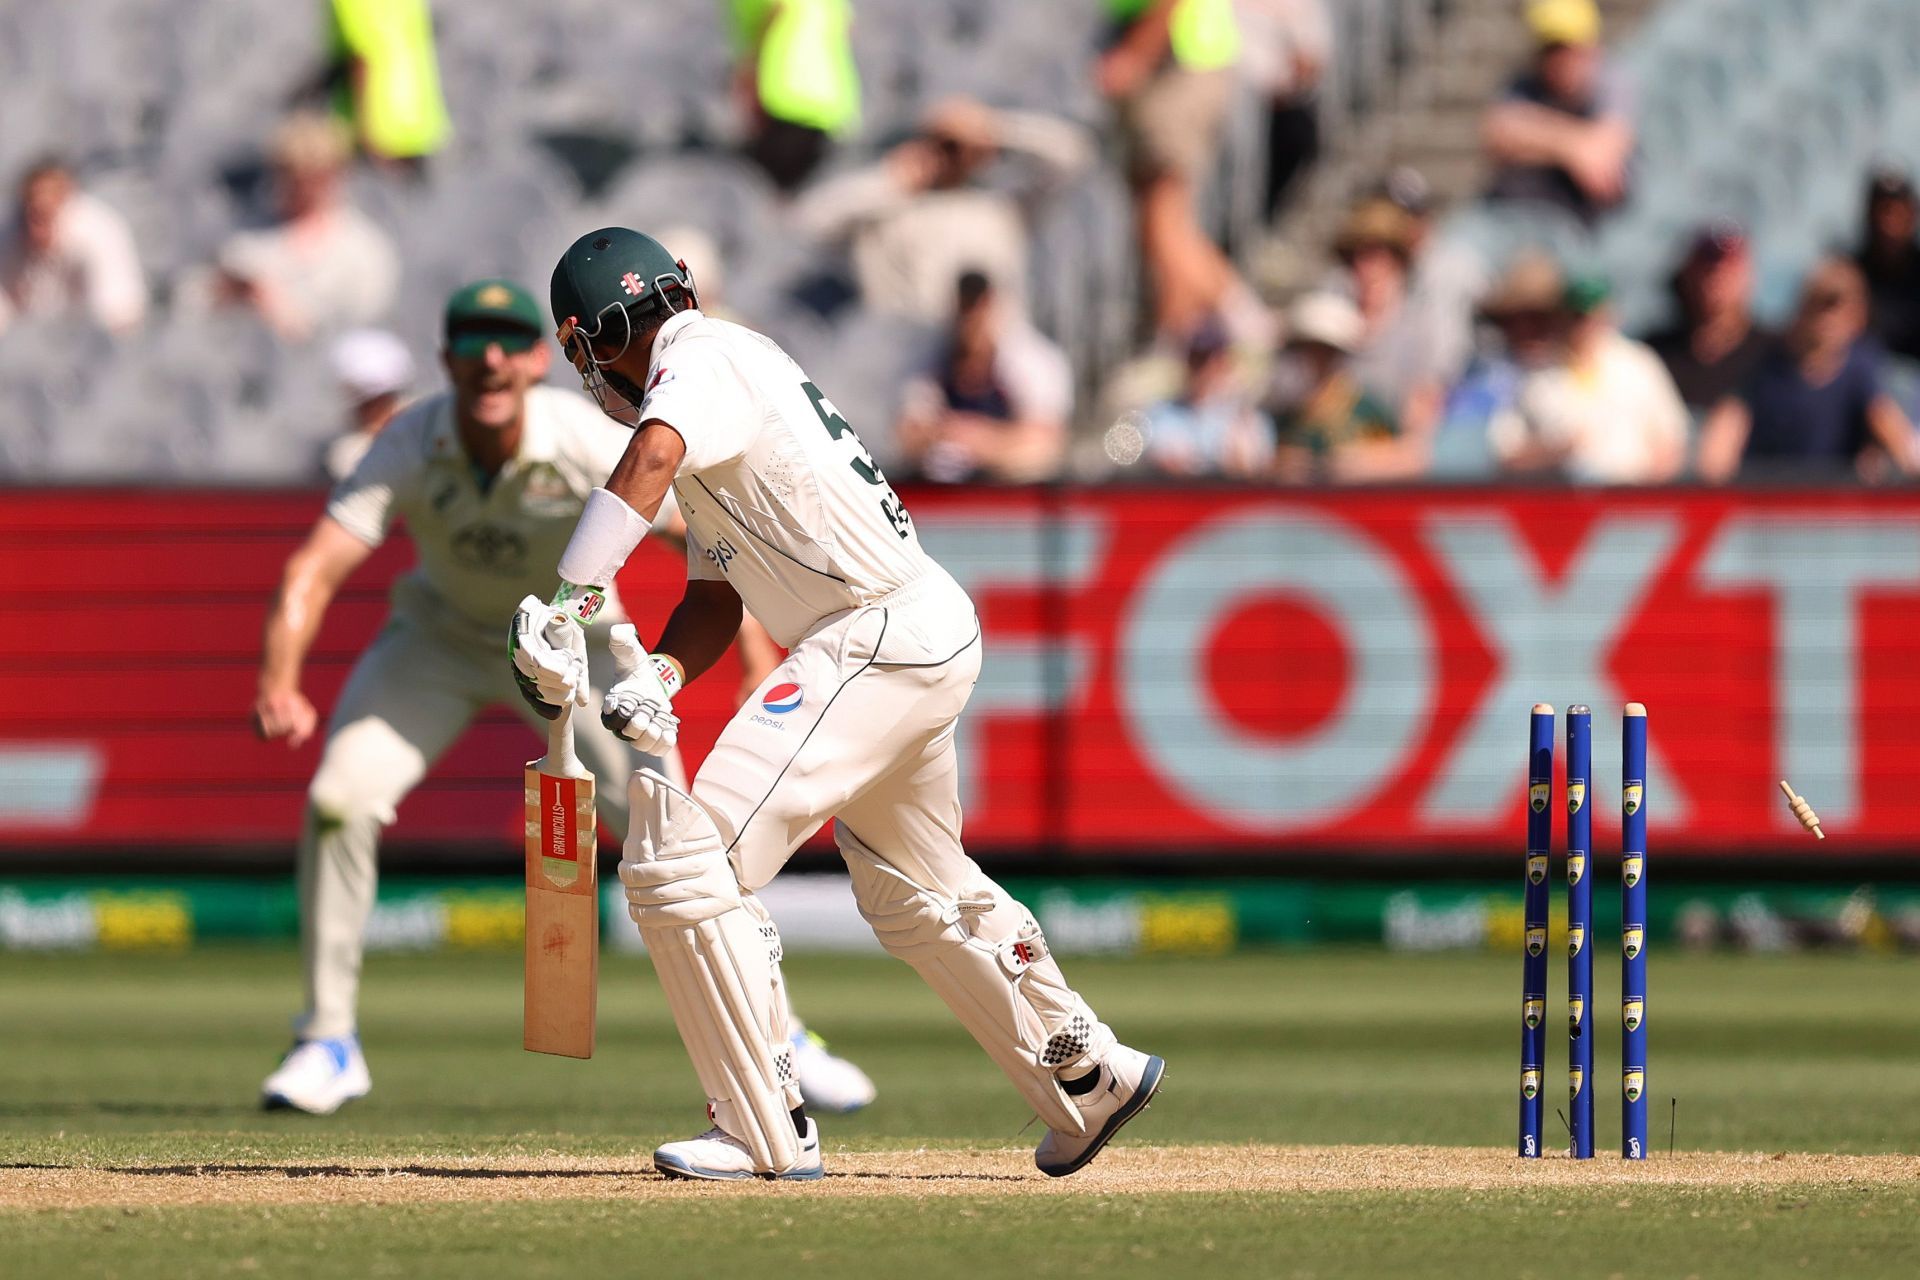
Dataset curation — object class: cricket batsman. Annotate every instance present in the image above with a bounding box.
[510,229,1164,1180]
[251,278,878,1117]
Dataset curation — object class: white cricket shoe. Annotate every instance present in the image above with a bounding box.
[794,1029,878,1114]
[654,1117,824,1182]
[260,1036,371,1115]
[1034,1045,1165,1178]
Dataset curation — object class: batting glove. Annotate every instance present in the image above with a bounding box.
[601,623,682,754]
[510,595,590,720]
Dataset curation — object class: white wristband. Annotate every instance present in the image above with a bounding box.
[557,487,652,589]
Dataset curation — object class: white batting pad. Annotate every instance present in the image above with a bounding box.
[840,828,1113,1135]
[621,768,800,1172]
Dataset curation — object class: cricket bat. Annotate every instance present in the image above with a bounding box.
[524,703,598,1058]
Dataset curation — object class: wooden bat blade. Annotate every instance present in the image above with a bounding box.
[525,761,598,1058]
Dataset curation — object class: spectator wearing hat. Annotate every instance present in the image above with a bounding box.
[1437,250,1566,475]
[793,96,1093,323]
[1647,222,1775,415]
[1331,197,1452,455]
[206,114,399,342]
[1137,319,1273,477]
[0,156,146,335]
[1853,169,1920,361]
[324,329,415,481]
[894,272,1072,484]
[1482,0,1634,227]
[1266,291,1398,483]
[1495,274,1687,484]
[1698,257,1918,484]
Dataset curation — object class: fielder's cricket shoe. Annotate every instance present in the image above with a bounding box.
[793,1029,878,1114]
[260,1035,371,1115]
[654,1117,825,1182]
[1034,1044,1165,1178]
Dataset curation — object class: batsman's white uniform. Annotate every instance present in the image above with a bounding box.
[614,311,1116,1170]
[305,386,673,1041]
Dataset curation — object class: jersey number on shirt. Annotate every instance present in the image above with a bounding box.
[804,381,912,539]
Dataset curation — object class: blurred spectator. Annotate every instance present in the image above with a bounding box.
[1376,167,1484,389]
[895,272,1072,484]
[1853,169,1920,361]
[1267,292,1398,483]
[1332,198,1448,457]
[1495,275,1687,484]
[1237,0,1331,218]
[1699,258,1918,483]
[728,0,861,193]
[1137,319,1273,476]
[316,0,451,174]
[324,328,414,481]
[1647,222,1774,414]
[1101,0,1265,341]
[0,157,146,335]
[206,114,400,342]
[1436,250,1565,473]
[1482,0,1633,227]
[794,97,1092,323]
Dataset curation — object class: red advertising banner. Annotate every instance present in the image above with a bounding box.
[4,487,1919,858]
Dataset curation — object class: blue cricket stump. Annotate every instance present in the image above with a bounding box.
[1565,704,1594,1159]
[1622,702,1650,1159]
[1520,703,1554,1158]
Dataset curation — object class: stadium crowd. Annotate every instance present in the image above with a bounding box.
[2,0,1917,486]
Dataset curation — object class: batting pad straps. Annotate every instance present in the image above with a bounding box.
[556,487,652,596]
[619,769,801,1172]
[840,828,1113,1135]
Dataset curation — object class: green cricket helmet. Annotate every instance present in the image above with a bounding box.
[551,227,699,425]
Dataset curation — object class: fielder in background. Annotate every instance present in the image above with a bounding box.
[251,277,877,1117]
[512,228,1164,1181]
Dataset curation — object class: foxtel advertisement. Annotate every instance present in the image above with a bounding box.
[4,488,1918,857]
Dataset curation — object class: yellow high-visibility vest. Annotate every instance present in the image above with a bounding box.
[1106,0,1240,72]
[328,0,451,159]
[730,0,861,136]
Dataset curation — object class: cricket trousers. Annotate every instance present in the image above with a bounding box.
[675,571,1114,1131]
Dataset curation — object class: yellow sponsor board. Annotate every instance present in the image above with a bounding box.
[445,894,525,949]
[92,893,192,950]
[1141,897,1237,954]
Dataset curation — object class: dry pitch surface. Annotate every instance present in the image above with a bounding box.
[9,1144,1918,1210]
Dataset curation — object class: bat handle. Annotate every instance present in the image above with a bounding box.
[547,701,586,779]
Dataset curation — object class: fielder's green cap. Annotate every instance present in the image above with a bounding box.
[444,278,545,357]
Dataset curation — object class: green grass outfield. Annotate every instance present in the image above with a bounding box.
[4,947,1919,1277]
